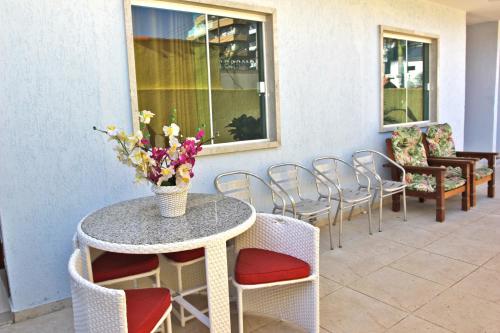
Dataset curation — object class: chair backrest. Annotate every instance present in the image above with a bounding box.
[351,151,378,184]
[214,171,286,213]
[425,123,457,157]
[312,157,341,187]
[390,126,428,166]
[268,164,303,201]
[69,249,128,333]
[234,213,319,276]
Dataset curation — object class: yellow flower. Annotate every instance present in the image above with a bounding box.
[176,163,192,185]
[163,123,180,138]
[130,148,149,166]
[117,130,128,141]
[139,110,155,124]
[157,166,175,186]
[106,125,120,136]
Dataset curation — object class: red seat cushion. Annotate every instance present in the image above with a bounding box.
[235,248,311,285]
[92,252,159,283]
[163,248,204,263]
[125,288,171,333]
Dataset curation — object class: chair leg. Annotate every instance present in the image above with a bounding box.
[333,203,339,226]
[378,194,383,232]
[347,206,355,221]
[470,179,477,206]
[419,197,425,203]
[402,189,407,222]
[488,178,495,198]
[328,210,334,251]
[237,288,244,333]
[176,265,187,327]
[371,189,378,208]
[155,270,160,288]
[133,279,138,289]
[436,194,445,222]
[462,187,470,212]
[367,201,373,235]
[338,206,343,248]
[166,314,172,333]
[391,193,400,212]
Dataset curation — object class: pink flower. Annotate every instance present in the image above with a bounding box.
[196,129,205,140]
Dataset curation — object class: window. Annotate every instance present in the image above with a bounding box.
[125,1,279,154]
[380,27,438,131]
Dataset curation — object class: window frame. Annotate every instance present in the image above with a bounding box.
[123,0,281,155]
[379,25,439,132]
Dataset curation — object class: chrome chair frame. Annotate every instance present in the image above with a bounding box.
[214,171,287,214]
[352,150,407,231]
[267,163,334,249]
[312,156,373,248]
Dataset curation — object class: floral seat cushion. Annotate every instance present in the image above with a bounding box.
[392,126,466,192]
[474,167,494,180]
[405,173,466,193]
[426,123,456,157]
[427,124,494,180]
[391,126,428,167]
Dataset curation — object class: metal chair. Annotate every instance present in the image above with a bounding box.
[312,156,373,248]
[352,150,407,231]
[214,171,286,214]
[267,163,334,249]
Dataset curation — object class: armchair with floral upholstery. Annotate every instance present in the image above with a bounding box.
[385,126,470,222]
[424,123,497,206]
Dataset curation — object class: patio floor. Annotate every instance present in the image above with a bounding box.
[2,182,500,332]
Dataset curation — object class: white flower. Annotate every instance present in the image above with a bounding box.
[163,123,180,138]
[176,163,192,185]
[139,110,155,124]
[156,166,175,186]
[106,125,120,137]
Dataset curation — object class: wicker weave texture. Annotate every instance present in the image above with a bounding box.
[69,250,128,333]
[153,185,189,217]
[234,213,320,333]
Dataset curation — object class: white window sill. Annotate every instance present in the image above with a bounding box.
[199,139,280,156]
[379,121,437,133]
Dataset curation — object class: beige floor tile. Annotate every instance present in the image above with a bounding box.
[348,267,445,312]
[320,237,414,285]
[251,320,305,332]
[390,250,477,286]
[320,288,407,333]
[484,252,500,272]
[451,216,500,248]
[386,316,451,333]
[0,307,74,333]
[376,224,444,248]
[424,233,500,265]
[453,267,500,303]
[415,287,500,333]
[319,276,342,298]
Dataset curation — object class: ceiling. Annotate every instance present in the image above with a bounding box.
[426,0,500,24]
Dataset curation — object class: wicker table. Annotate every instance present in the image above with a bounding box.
[77,193,256,333]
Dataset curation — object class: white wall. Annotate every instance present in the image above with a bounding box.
[0,0,466,312]
[465,21,500,151]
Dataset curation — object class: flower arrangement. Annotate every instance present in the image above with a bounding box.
[94,110,205,188]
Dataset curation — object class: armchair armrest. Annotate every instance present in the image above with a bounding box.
[456,151,498,158]
[428,158,473,168]
[456,151,497,169]
[402,165,446,177]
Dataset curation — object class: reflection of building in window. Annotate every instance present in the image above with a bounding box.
[131,5,269,146]
[381,30,435,128]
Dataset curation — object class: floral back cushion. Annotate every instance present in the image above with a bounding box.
[426,123,456,157]
[391,126,428,166]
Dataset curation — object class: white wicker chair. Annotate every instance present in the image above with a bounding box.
[73,233,160,288]
[69,249,172,333]
[233,213,319,333]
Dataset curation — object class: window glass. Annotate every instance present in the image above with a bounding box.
[131,6,267,146]
[383,37,430,126]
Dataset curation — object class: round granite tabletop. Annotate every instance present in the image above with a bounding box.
[77,193,256,252]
